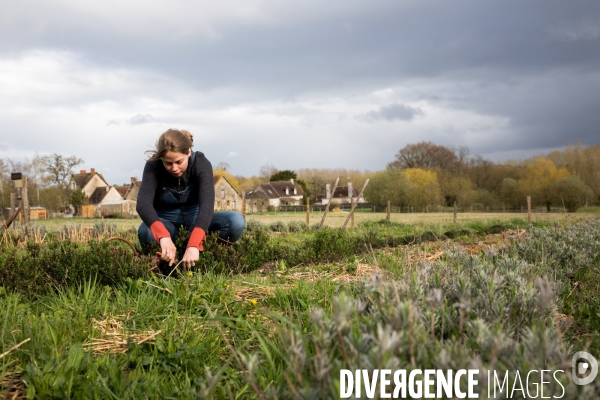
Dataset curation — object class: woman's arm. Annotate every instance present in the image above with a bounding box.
[136,162,170,242]
[187,154,215,250]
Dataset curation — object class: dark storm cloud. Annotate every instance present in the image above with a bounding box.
[1,0,600,181]
[360,103,424,122]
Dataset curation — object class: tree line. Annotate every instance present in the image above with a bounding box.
[235,141,599,213]
[1,141,598,215]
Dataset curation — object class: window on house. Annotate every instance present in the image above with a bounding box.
[221,190,225,199]
[227,200,230,206]
[71,182,76,190]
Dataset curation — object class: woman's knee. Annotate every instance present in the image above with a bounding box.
[210,211,245,242]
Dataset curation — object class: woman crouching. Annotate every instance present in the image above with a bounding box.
[137,129,245,270]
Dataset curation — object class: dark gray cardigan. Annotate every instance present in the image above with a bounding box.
[136,151,215,233]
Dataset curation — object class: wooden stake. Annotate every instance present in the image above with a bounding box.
[342,179,370,230]
[387,200,391,220]
[22,176,30,226]
[319,177,339,229]
[527,196,531,223]
[241,190,246,219]
[305,197,310,225]
[2,198,23,231]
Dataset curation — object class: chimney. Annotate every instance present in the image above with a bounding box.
[326,183,331,199]
[348,182,353,199]
[80,169,86,174]
[91,168,96,176]
[130,177,137,184]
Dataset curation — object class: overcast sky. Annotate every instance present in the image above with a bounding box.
[1,1,599,184]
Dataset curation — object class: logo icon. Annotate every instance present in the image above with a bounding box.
[572,351,598,385]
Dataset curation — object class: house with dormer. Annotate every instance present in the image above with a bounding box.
[251,180,304,207]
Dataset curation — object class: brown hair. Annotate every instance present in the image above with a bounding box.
[146,129,194,161]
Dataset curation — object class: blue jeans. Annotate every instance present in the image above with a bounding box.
[138,210,245,247]
[137,185,245,247]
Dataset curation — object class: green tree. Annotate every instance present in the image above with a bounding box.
[364,169,413,208]
[269,170,296,181]
[519,158,569,212]
[70,189,89,215]
[405,168,442,209]
[500,178,522,210]
[550,176,595,212]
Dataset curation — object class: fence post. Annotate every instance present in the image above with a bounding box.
[387,200,390,221]
[306,197,309,225]
[10,193,16,230]
[22,176,30,226]
[527,196,531,223]
[453,201,457,224]
[241,190,246,219]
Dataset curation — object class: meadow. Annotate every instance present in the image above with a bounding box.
[1,214,600,398]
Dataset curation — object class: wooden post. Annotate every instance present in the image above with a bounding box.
[10,193,16,230]
[453,201,457,224]
[319,177,339,229]
[241,190,246,219]
[527,196,531,223]
[22,177,30,226]
[387,200,391,220]
[342,179,369,230]
[305,197,310,225]
[351,199,355,228]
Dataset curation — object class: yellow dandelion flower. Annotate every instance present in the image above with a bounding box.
[187,271,193,277]
[249,299,258,305]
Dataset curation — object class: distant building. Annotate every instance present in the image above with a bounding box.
[214,175,241,211]
[251,180,304,208]
[320,182,365,205]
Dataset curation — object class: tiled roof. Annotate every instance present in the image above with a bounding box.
[89,187,109,204]
[332,186,359,198]
[258,181,303,199]
[71,171,108,189]
[114,186,129,197]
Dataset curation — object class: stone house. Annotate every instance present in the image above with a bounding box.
[214,175,241,211]
[245,189,269,213]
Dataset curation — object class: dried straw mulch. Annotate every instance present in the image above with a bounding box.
[83,317,162,354]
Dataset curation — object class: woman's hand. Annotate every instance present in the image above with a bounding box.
[159,237,177,266]
[182,247,200,269]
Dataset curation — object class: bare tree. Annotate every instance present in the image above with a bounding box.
[41,154,84,188]
[387,141,463,171]
[214,161,231,172]
[259,164,278,180]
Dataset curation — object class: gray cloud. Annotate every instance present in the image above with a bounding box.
[1,0,599,183]
[360,103,424,122]
[128,114,160,125]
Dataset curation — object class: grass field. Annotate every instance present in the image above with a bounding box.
[1,216,600,398]
[10,210,599,232]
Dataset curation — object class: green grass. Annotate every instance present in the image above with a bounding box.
[2,217,600,398]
